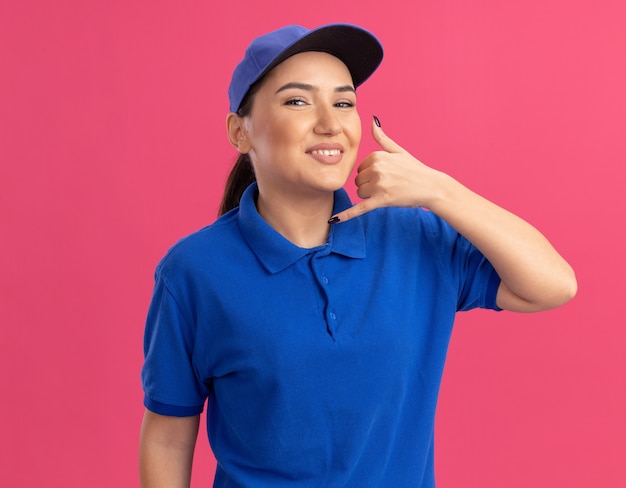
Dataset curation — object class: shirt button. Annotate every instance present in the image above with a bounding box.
[322,276,329,285]
[330,312,337,320]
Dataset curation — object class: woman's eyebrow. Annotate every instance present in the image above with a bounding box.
[275,82,356,94]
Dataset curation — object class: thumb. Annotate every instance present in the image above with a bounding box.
[371,115,406,154]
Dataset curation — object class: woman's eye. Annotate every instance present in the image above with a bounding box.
[335,101,355,108]
[285,98,307,106]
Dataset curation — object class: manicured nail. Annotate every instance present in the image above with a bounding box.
[328,216,341,224]
[373,115,381,128]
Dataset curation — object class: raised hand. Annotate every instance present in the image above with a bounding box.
[328,115,576,312]
[329,116,443,223]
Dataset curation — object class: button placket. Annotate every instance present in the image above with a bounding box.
[311,254,339,338]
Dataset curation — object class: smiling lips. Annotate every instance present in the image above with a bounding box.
[310,149,341,156]
[306,144,344,164]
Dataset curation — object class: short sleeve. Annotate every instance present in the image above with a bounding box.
[421,209,502,312]
[141,266,208,416]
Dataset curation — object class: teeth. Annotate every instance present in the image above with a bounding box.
[310,149,341,156]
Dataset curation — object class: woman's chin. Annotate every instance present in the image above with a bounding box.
[313,172,352,193]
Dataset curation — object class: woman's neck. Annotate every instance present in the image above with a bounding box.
[256,189,335,249]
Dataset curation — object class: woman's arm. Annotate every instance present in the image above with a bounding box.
[424,172,577,312]
[331,119,577,312]
[139,409,200,488]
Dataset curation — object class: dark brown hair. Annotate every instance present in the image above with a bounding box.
[218,82,262,217]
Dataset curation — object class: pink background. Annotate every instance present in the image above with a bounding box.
[1,0,624,486]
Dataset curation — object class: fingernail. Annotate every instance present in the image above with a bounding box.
[328,216,341,224]
[373,115,381,128]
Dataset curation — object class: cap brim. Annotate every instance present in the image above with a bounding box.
[259,24,383,88]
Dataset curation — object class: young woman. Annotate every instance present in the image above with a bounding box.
[139,24,576,487]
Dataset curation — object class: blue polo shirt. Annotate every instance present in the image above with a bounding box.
[142,183,501,487]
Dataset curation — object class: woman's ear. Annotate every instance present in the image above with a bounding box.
[226,113,251,154]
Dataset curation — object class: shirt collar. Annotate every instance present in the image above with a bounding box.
[237,183,366,274]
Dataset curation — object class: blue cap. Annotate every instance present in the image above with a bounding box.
[228,24,384,113]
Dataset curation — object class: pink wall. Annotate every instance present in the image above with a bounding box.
[1,1,624,486]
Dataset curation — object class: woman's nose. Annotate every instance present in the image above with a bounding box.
[313,105,341,136]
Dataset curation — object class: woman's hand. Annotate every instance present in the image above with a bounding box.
[330,118,443,222]
[330,116,577,312]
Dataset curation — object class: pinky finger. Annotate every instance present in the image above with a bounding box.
[328,200,378,224]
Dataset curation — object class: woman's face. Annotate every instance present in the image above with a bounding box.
[240,51,362,200]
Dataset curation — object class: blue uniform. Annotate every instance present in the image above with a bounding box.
[142,183,501,487]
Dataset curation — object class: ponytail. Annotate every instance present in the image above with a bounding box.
[218,153,256,216]
[218,79,262,217]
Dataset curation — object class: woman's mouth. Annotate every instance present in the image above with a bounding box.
[309,149,342,156]
[306,144,344,164]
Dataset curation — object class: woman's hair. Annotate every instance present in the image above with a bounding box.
[218,82,261,217]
